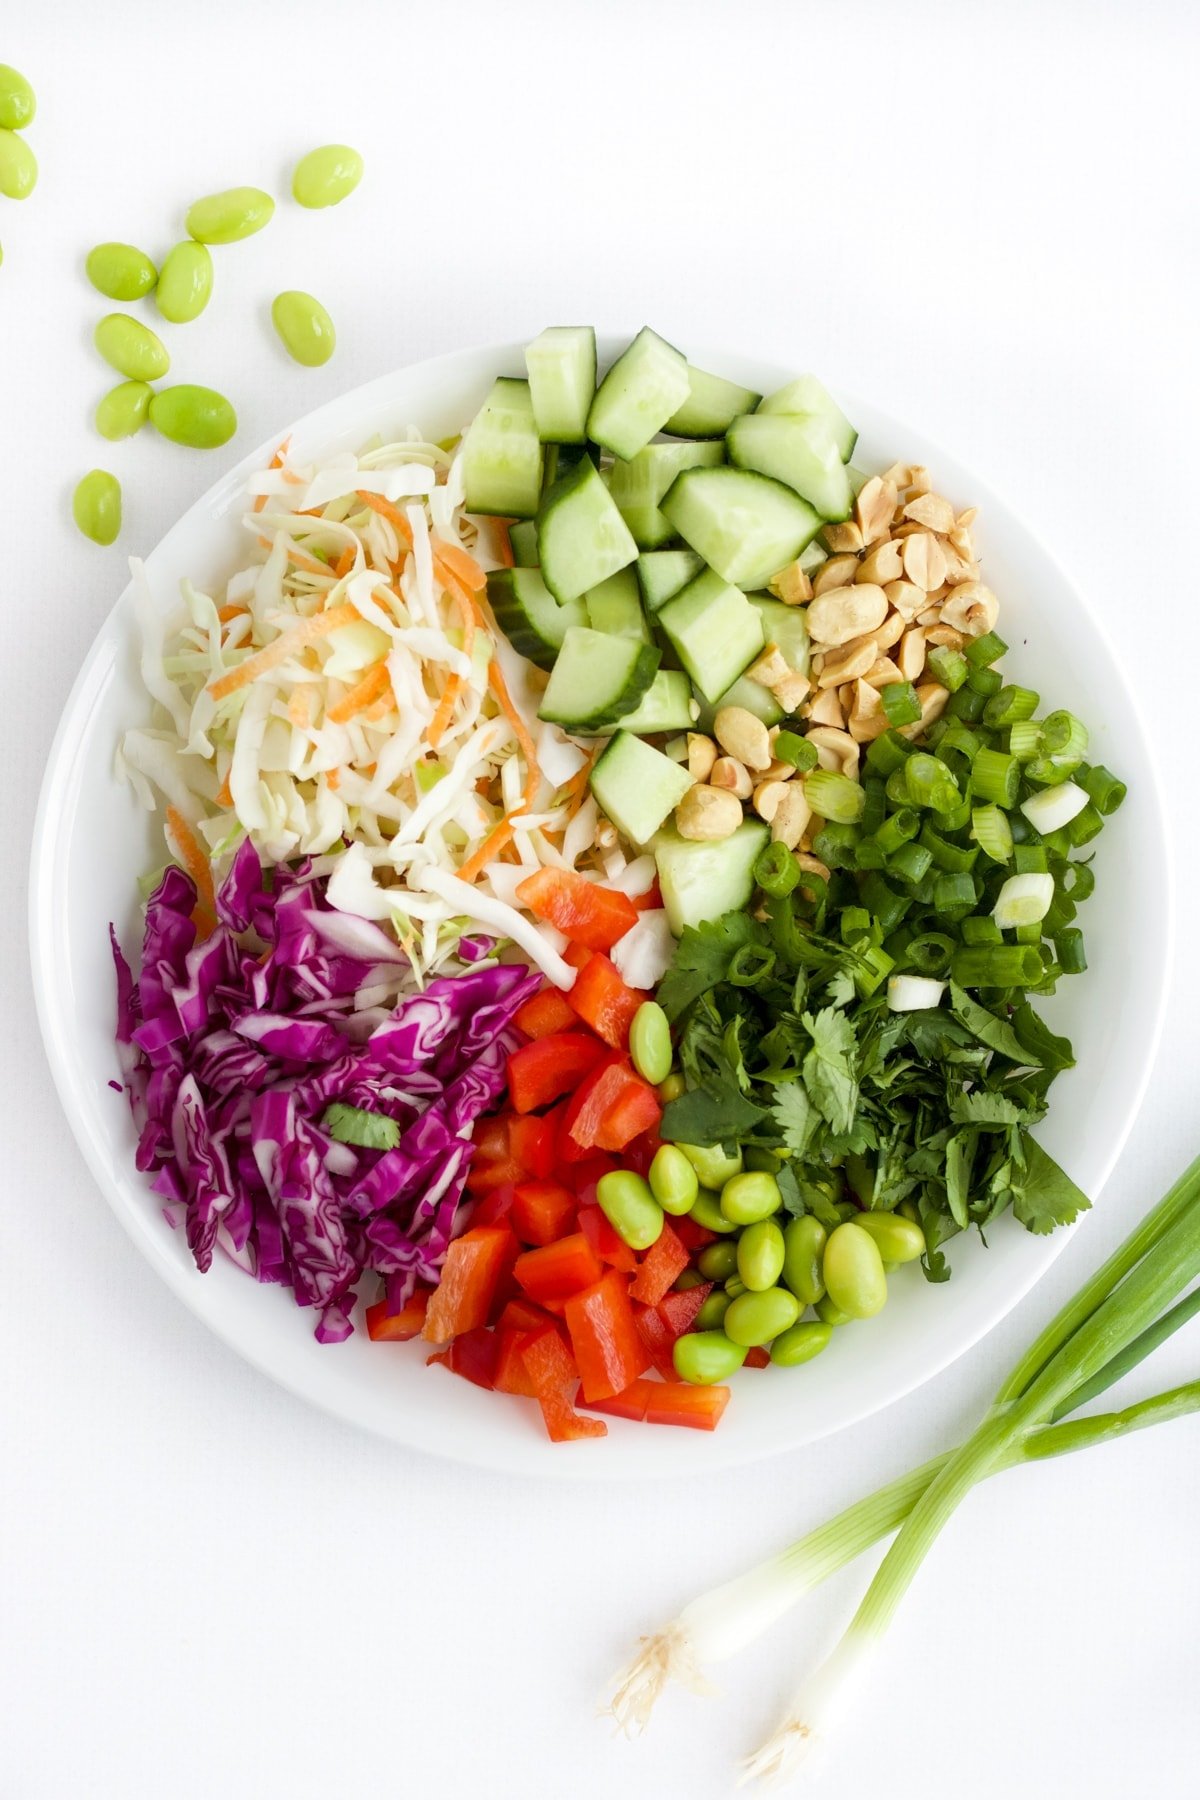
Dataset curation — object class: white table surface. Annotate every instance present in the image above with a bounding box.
[4,3,1199,1795]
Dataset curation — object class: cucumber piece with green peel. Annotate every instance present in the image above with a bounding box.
[606,438,724,549]
[507,518,538,564]
[757,375,858,462]
[606,670,696,736]
[636,548,704,612]
[693,671,783,734]
[462,378,544,517]
[590,731,696,846]
[537,627,659,733]
[536,458,638,603]
[587,327,691,460]
[657,567,765,705]
[584,567,651,641]
[665,364,762,438]
[486,569,586,671]
[524,326,596,443]
[727,412,853,522]
[660,465,822,592]
[653,820,770,935]
[749,595,810,674]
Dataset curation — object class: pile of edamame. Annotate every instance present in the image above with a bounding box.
[0,63,38,264]
[602,1000,928,1386]
[73,145,362,545]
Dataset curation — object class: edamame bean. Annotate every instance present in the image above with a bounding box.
[72,470,121,545]
[674,1269,706,1292]
[0,65,36,131]
[815,1293,851,1326]
[673,1329,748,1385]
[0,128,37,199]
[770,1321,833,1368]
[596,1170,663,1251]
[687,1190,737,1234]
[155,241,213,323]
[694,1291,731,1331]
[854,1212,926,1264]
[629,1001,672,1085]
[85,242,157,301]
[745,1146,784,1173]
[782,1216,827,1306]
[648,1144,698,1217]
[271,289,336,367]
[95,380,153,441]
[724,1287,801,1348]
[292,143,364,209]
[148,384,237,449]
[679,1141,743,1189]
[94,313,169,381]
[696,1240,738,1283]
[658,1072,685,1103]
[719,1170,782,1226]
[737,1218,786,1292]
[822,1221,888,1319]
[724,1276,746,1299]
[186,185,275,245]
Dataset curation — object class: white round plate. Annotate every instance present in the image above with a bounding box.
[30,338,1171,1480]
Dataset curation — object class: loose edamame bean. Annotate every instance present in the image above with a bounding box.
[630,1000,672,1085]
[737,1218,786,1292]
[95,380,153,441]
[823,1221,888,1319]
[694,1290,731,1331]
[674,1269,706,1292]
[719,1170,782,1226]
[724,1276,746,1300]
[782,1216,828,1306]
[770,1320,833,1368]
[673,1329,747,1385]
[155,241,213,323]
[815,1293,851,1326]
[596,1169,663,1252]
[186,185,275,245]
[744,1146,784,1173]
[648,1143,698,1217]
[854,1212,926,1264]
[0,128,37,199]
[687,1190,737,1234]
[658,1072,685,1103]
[292,143,364,209]
[72,470,121,545]
[0,65,36,131]
[679,1141,742,1189]
[94,313,169,381]
[85,242,157,301]
[271,289,336,367]
[696,1240,739,1283]
[148,384,237,449]
[724,1286,801,1348]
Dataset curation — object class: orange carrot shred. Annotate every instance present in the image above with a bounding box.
[326,768,341,792]
[487,655,541,813]
[333,545,356,579]
[432,535,487,594]
[165,806,217,921]
[356,490,415,549]
[492,521,514,569]
[426,675,463,750]
[327,662,391,724]
[456,817,515,885]
[252,438,291,514]
[206,602,361,702]
[214,772,233,808]
[217,603,247,625]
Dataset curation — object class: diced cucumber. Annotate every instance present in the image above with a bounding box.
[750,595,810,674]
[657,568,764,705]
[538,627,659,733]
[486,568,587,671]
[607,670,696,736]
[508,518,538,564]
[537,458,638,603]
[727,413,852,522]
[462,377,544,517]
[607,439,724,548]
[587,327,691,460]
[524,326,596,444]
[845,464,868,499]
[660,466,822,592]
[693,672,783,734]
[585,567,650,641]
[636,548,704,612]
[757,375,858,462]
[799,539,828,575]
[665,364,762,438]
[542,441,599,488]
[653,821,770,935]
[590,731,696,846]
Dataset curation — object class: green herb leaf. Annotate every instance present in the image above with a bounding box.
[949,1090,1028,1127]
[657,913,766,1020]
[771,1083,819,1156]
[661,1084,767,1148]
[949,983,1041,1066]
[801,1007,859,1135]
[945,1132,972,1229]
[320,1102,401,1151]
[1012,1133,1091,1234]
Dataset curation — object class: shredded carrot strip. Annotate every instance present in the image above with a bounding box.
[282,468,306,486]
[456,817,515,885]
[326,768,341,792]
[217,603,247,625]
[328,662,391,724]
[363,694,394,722]
[491,522,514,570]
[426,675,463,750]
[287,687,313,728]
[432,535,487,593]
[190,902,218,937]
[253,533,331,577]
[356,490,415,549]
[565,755,598,823]
[166,806,217,920]
[253,439,291,514]
[333,546,356,580]
[487,655,541,812]
[207,602,361,701]
[214,772,233,808]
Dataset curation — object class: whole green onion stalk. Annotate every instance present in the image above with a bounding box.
[606,1154,1200,1781]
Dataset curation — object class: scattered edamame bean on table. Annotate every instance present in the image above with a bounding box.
[271,289,336,367]
[149,385,237,449]
[72,470,122,545]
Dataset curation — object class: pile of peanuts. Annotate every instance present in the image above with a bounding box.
[673,463,998,862]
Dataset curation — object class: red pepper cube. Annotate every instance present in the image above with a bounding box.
[521,1327,606,1443]
[464,1153,525,1196]
[506,1032,608,1114]
[629,1220,690,1307]
[493,1327,539,1396]
[673,1215,719,1251]
[426,1326,499,1390]
[514,1233,605,1306]
[513,986,579,1041]
[564,1269,650,1403]
[469,1183,517,1227]
[634,1304,678,1379]
[422,1226,516,1342]
[471,1114,510,1159]
[643,1382,731,1431]
[508,1114,557,1180]
[574,1377,656,1422]
[591,1073,661,1153]
[516,867,640,951]
[744,1347,771,1369]
[365,1290,429,1342]
[566,951,645,1049]
[656,1282,713,1341]
[561,1052,660,1156]
[577,1203,638,1274]
[510,1179,577,1247]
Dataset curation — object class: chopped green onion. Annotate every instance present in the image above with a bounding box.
[1008,720,1043,761]
[852,942,894,996]
[919,823,978,873]
[754,842,799,898]
[773,730,819,773]
[1081,763,1127,815]
[992,870,1055,929]
[937,722,983,762]
[874,808,920,854]
[1013,844,1049,873]
[970,803,1013,863]
[905,752,960,813]
[1059,860,1095,903]
[859,871,911,934]
[890,841,934,887]
[971,747,1020,808]
[960,914,1002,946]
[806,768,867,825]
[813,822,859,869]
[952,942,1043,986]
[1020,780,1088,834]
[1056,927,1087,973]
[729,943,776,987]
[1066,801,1104,847]
[1014,920,1043,945]
[966,663,1003,697]
[905,931,955,976]
[946,684,986,722]
[860,777,887,836]
[880,681,922,727]
[854,838,887,870]
[926,645,969,692]
[931,871,977,915]
[865,731,913,777]
[965,629,1007,668]
[839,905,873,944]
[983,684,1039,728]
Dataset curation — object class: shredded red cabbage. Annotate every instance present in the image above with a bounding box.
[111,840,538,1341]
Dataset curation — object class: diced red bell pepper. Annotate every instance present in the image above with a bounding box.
[577,1203,638,1274]
[493,1327,538,1396]
[521,1326,606,1442]
[632,881,663,912]
[516,866,640,951]
[508,1114,556,1180]
[629,1220,690,1307]
[513,986,579,1041]
[559,1052,661,1156]
[506,1032,607,1113]
[563,940,592,971]
[426,1326,499,1389]
[365,1289,429,1342]
[464,1153,525,1196]
[643,1381,730,1430]
[565,1269,650,1402]
[634,1304,678,1378]
[423,1226,516,1341]
[514,1232,604,1305]
[673,1214,719,1251]
[571,1154,620,1204]
[470,1182,516,1227]
[745,1347,771,1369]
[575,1376,658,1421]
[566,951,645,1049]
[657,1282,712,1341]
[592,1073,661,1153]
[511,1179,576,1247]
[623,1126,663,1178]
[471,1115,510,1160]
[497,1295,560,1335]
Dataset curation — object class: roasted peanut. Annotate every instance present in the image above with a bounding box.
[806,583,888,648]
[714,705,772,770]
[675,785,743,840]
